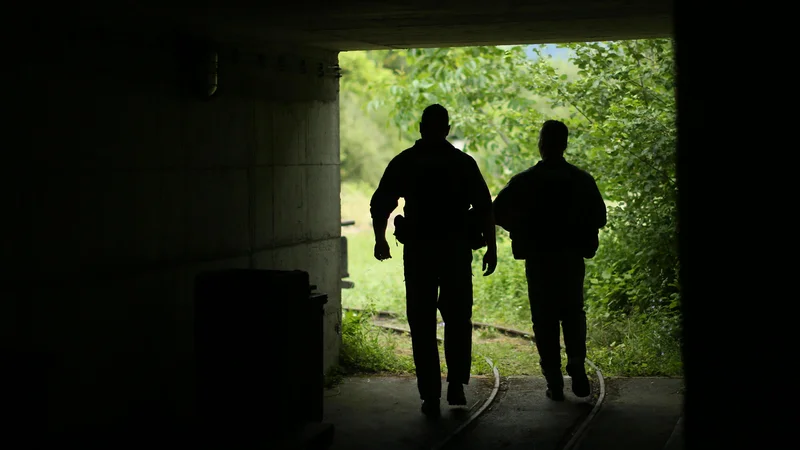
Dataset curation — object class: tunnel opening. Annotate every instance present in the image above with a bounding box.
[335,40,680,384]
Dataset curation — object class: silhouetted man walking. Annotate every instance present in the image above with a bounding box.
[370,104,497,415]
[493,120,606,400]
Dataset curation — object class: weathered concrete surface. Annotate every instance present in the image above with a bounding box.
[574,377,684,450]
[323,375,495,450]
[6,31,342,432]
[663,415,684,450]
[32,1,673,50]
[449,376,593,450]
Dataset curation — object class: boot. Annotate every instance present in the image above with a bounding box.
[542,365,565,401]
[421,399,440,416]
[566,363,590,397]
[447,383,467,406]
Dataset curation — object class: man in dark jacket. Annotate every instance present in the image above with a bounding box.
[370,104,497,415]
[493,120,606,401]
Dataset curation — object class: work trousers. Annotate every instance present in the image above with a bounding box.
[403,242,474,401]
[525,252,587,388]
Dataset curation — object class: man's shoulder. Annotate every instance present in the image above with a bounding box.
[453,147,479,166]
[565,161,597,181]
[510,166,537,183]
[437,142,480,171]
[400,144,418,156]
[389,146,417,165]
[393,140,477,171]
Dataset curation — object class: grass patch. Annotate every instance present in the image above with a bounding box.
[585,310,683,377]
[340,181,377,231]
[472,338,542,376]
[339,181,683,378]
[338,308,415,375]
[341,229,408,314]
[340,309,543,376]
[341,224,533,330]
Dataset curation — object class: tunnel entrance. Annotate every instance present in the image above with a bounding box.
[336,40,680,381]
[329,40,681,450]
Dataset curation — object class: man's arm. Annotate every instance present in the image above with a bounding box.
[467,161,495,246]
[467,159,497,275]
[587,176,607,229]
[370,158,401,259]
[492,174,523,232]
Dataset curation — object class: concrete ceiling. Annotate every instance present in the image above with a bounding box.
[57,0,673,50]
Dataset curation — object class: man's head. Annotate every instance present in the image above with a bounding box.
[419,104,450,139]
[538,120,569,159]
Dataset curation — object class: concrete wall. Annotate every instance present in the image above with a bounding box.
[4,30,341,431]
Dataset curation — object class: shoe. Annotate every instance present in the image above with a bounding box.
[447,383,467,406]
[567,364,591,397]
[421,400,440,416]
[542,366,565,401]
[546,388,565,401]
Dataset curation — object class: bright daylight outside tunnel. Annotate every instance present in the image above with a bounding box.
[334,40,681,383]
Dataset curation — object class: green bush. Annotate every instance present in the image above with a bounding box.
[586,309,683,376]
[337,39,683,378]
[338,308,415,374]
[472,231,531,328]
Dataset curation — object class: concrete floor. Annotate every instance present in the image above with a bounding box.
[322,375,496,450]
[321,375,685,450]
[574,377,684,450]
[449,376,594,450]
[323,375,594,450]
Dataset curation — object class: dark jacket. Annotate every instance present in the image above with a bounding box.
[493,156,606,259]
[370,138,492,244]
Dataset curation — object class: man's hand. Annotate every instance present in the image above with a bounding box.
[374,238,392,261]
[482,248,497,276]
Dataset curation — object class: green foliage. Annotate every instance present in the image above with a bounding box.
[586,309,683,376]
[339,51,397,102]
[339,91,393,186]
[544,40,679,315]
[338,307,415,374]
[381,46,545,191]
[338,51,415,187]
[340,223,682,377]
[378,40,679,315]
[339,225,407,313]
[471,231,531,326]
[338,39,682,377]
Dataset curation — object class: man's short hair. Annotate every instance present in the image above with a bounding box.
[421,104,449,130]
[540,120,569,151]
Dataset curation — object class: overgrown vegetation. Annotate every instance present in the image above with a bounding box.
[336,306,544,379]
[337,308,415,374]
[336,40,682,378]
